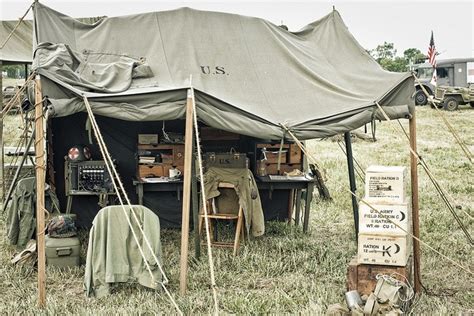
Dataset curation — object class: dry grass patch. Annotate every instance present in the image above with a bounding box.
[0,106,473,314]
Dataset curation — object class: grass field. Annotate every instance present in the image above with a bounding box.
[0,106,472,314]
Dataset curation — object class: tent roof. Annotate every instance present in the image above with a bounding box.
[0,20,33,64]
[33,3,414,140]
[0,16,105,64]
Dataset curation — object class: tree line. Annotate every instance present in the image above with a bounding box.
[368,42,427,72]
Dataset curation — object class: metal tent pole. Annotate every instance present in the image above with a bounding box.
[344,132,359,240]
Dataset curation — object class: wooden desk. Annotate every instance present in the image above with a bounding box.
[256,176,315,233]
[132,176,314,233]
[133,179,183,205]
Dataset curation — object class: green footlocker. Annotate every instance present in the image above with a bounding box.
[45,235,80,267]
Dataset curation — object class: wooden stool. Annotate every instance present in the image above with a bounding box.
[199,182,245,255]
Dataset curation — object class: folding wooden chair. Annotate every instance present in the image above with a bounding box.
[199,182,245,255]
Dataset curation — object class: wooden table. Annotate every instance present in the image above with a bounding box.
[133,178,184,205]
[255,176,315,233]
[133,176,315,233]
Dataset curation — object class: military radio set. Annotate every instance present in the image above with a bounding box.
[64,145,114,194]
[64,145,116,212]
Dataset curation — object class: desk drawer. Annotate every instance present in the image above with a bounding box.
[266,163,301,175]
[138,165,166,177]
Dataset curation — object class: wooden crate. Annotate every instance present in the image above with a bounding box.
[138,165,166,177]
[265,163,301,175]
[288,144,302,164]
[257,143,290,164]
[346,256,413,296]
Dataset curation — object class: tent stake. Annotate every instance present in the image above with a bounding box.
[179,90,194,295]
[34,75,46,307]
[409,110,421,294]
[344,132,359,240]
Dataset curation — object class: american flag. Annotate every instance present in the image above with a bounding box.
[427,31,437,85]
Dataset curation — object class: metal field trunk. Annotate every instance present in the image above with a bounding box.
[45,235,80,267]
[357,233,411,267]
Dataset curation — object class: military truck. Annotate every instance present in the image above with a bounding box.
[414,57,474,105]
[434,83,474,111]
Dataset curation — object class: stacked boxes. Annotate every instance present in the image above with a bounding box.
[358,166,412,266]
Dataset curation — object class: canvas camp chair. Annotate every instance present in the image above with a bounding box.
[199,182,245,255]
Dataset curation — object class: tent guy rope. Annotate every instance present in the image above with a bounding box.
[412,74,472,163]
[190,87,220,315]
[0,2,34,49]
[280,125,474,278]
[82,96,183,315]
[374,101,473,245]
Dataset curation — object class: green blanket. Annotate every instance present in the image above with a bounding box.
[84,205,163,298]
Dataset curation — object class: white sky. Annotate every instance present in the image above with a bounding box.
[1,0,473,59]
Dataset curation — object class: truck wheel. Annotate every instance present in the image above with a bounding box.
[415,90,428,105]
[443,97,459,111]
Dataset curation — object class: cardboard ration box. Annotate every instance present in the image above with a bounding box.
[138,134,159,145]
[358,200,411,235]
[365,165,407,203]
[358,233,411,267]
[45,235,80,267]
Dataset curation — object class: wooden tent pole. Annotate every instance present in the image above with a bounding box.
[409,110,421,294]
[179,90,194,295]
[34,75,46,307]
[0,60,4,202]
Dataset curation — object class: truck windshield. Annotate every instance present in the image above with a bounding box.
[417,67,433,79]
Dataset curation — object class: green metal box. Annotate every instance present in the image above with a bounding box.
[45,235,80,267]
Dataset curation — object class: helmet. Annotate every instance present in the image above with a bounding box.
[67,145,91,162]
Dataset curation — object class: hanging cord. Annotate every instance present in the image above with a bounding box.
[281,124,474,277]
[335,139,365,184]
[82,96,182,315]
[189,88,220,315]
[1,73,36,117]
[278,125,327,181]
[413,74,472,163]
[0,2,34,49]
[374,101,473,245]
[162,121,171,142]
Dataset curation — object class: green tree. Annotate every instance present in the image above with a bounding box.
[369,43,426,72]
[403,48,426,64]
[370,41,397,61]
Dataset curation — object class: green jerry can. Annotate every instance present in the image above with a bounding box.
[45,235,80,267]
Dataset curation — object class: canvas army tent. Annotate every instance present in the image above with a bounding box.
[11,3,422,305]
[32,3,414,140]
[0,20,33,64]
